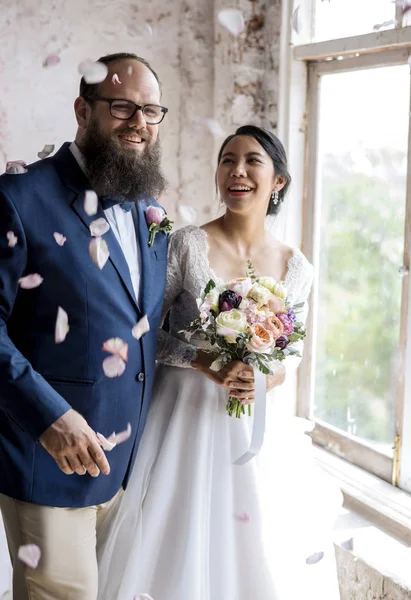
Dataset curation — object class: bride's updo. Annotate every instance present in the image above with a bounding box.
[217,125,291,216]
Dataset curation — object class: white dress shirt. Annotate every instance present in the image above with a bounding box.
[69,142,142,304]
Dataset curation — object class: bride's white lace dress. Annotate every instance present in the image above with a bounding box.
[98,225,342,600]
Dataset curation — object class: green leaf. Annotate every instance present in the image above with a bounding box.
[204,279,216,294]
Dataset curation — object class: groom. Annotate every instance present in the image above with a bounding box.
[0,53,169,599]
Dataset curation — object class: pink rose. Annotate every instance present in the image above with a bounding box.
[268,295,285,313]
[145,206,165,225]
[276,312,294,335]
[264,315,284,341]
[246,324,274,353]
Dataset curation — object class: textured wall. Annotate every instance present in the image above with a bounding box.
[0,0,282,226]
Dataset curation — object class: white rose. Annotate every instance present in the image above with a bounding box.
[258,276,277,293]
[227,277,253,298]
[204,288,220,312]
[248,283,272,306]
[215,309,248,343]
[273,282,287,299]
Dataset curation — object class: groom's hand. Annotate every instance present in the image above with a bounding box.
[39,409,110,477]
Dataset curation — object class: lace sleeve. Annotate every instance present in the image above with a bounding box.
[156,231,198,368]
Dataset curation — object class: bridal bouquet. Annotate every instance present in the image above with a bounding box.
[183,263,307,418]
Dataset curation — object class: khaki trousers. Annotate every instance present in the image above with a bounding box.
[0,488,123,600]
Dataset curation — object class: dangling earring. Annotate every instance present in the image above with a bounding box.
[271,190,279,205]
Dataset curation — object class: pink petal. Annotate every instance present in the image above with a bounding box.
[78,59,108,84]
[89,218,110,237]
[53,232,67,246]
[111,73,122,85]
[37,144,55,159]
[17,544,41,569]
[178,205,197,224]
[113,422,132,444]
[55,307,69,344]
[84,190,98,216]
[18,274,43,289]
[96,431,116,451]
[5,160,27,175]
[234,511,250,522]
[89,237,110,270]
[291,6,302,34]
[102,337,129,362]
[43,54,60,68]
[217,9,245,36]
[6,231,18,247]
[102,355,126,378]
[132,315,150,340]
[127,65,133,76]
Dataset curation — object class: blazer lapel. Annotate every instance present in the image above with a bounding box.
[136,202,155,316]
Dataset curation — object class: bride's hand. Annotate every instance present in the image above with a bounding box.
[191,352,255,402]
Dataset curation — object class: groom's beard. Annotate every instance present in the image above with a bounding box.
[81,119,167,202]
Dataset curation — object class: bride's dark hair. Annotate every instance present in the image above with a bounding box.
[217,125,291,216]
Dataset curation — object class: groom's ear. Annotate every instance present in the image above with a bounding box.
[74,97,91,130]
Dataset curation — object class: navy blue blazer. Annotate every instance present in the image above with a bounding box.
[0,143,168,507]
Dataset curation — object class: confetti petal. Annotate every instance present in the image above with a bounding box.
[178,204,197,224]
[111,73,122,85]
[127,65,133,76]
[6,231,18,247]
[43,54,60,68]
[5,160,27,175]
[218,9,245,36]
[78,59,108,84]
[128,22,153,38]
[84,190,98,216]
[102,337,129,362]
[18,274,43,289]
[89,237,110,270]
[37,144,55,159]
[197,118,225,137]
[373,19,395,31]
[305,551,324,565]
[234,511,250,522]
[113,422,132,444]
[53,232,67,246]
[291,6,302,34]
[132,315,150,340]
[134,595,154,600]
[341,537,354,551]
[102,355,126,378]
[96,431,116,451]
[89,218,110,237]
[17,544,41,569]
[55,306,69,344]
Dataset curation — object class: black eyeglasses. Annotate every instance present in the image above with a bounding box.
[85,95,168,125]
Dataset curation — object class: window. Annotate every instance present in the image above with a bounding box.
[292,3,411,494]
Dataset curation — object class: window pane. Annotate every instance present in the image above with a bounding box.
[313,65,410,455]
[314,0,396,42]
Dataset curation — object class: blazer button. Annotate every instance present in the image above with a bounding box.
[137,373,145,382]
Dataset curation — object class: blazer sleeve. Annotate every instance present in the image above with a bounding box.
[0,187,71,440]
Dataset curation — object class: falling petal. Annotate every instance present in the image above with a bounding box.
[218,9,245,36]
[17,544,41,569]
[178,205,197,224]
[78,59,108,84]
[197,118,225,137]
[89,237,110,270]
[132,315,150,340]
[341,537,354,551]
[37,144,55,159]
[112,73,122,85]
[113,422,132,444]
[53,232,67,246]
[84,190,98,216]
[133,595,154,600]
[305,551,324,565]
[129,22,153,38]
[55,307,69,344]
[408,56,411,69]
[43,54,60,68]
[5,160,27,175]
[18,274,43,289]
[96,431,116,451]
[89,218,110,237]
[234,511,250,522]
[127,65,133,76]
[291,6,302,34]
[102,355,126,378]
[6,231,18,247]
[373,19,395,31]
[102,337,129,362]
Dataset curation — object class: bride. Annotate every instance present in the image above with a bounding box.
[98,125,341,599]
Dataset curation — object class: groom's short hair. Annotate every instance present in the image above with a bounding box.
[79,52,162,99]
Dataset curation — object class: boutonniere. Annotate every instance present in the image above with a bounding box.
[145,206,173,247]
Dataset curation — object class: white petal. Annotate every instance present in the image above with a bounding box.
[18,274,43,289]
[55,307,69,344]
[43,54,60,68]
[133,595,154,600]
[197,118,225,137]
[78,59,108,84]
[305,551,324,565]
[37,144,55,159]
[89,218,110,237]
[127,65,133,76]
[102,355,126,378]
[132,315,150,340]
[218,9,245,36]
[17,544,41,569]
[111,73,122,85]
[291,6,302,34]
[408,56,411,69]
[113,423,132,444]
[6,231,18,247]
[178,205,197,224]
[84,190,98,216]
[5,160,27,175]
[129,22,153,37]
[102,337,128,362]
[96,431,116,451]
[341,537,354,551]
[53,232,67,246]
[89,237,110,270]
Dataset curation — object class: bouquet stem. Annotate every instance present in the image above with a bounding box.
[226,397,252,418]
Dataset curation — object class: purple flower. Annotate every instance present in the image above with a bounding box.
[275,335,289,350]
[145,206,165,225]
[276,313,294,335]
[219,290,242,313]
[288,309,296,322]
